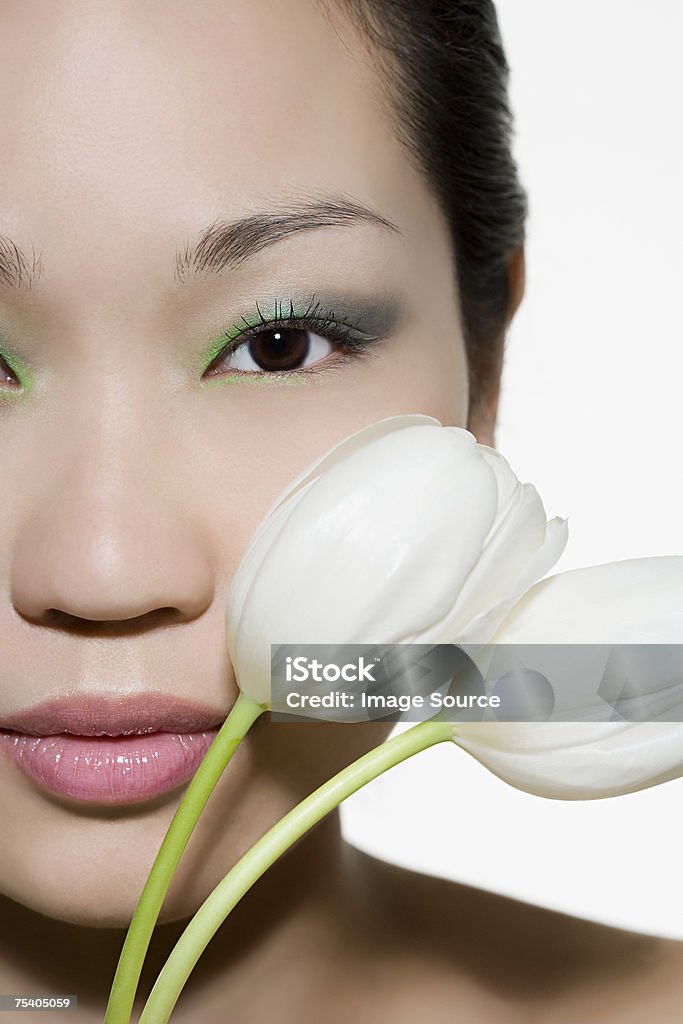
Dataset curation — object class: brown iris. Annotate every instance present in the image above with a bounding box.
[245,329,312,371]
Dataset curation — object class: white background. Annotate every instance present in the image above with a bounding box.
[342,0,683,939]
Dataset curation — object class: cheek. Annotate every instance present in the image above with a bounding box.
[306,323,470,432]
[373,328,470,427]
[195,329,468,571]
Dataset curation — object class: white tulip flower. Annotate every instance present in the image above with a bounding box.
[227,414,567,705]
[452,556,683,799]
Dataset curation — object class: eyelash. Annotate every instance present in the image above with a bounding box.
[202,296,379,379]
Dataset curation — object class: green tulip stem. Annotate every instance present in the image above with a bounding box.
[104,692,266,1024]
[138,718,454,1024]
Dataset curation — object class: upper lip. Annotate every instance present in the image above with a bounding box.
[0,692,228,737]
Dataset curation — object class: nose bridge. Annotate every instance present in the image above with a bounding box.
[10,379,215,624]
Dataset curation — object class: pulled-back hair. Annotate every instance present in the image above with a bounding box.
[327,0,527,414]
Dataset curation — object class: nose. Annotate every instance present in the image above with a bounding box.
[10,401,215,633]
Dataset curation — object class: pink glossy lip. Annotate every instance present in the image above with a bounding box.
[0,693,228,806]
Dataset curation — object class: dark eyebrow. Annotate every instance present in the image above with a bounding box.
[174,194,402,282]
[0,236,44,291]
[0,195,400,291]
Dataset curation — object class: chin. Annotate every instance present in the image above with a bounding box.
[1,873,203,930]
[0,823,236,932]
[0,767,269,931]
[1,879,139,929]
[0,806,196,929]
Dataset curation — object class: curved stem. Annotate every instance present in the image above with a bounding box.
[104,692,265,1024]
[138,719,453,1024]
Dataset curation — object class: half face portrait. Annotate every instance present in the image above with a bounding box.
[0,0,527,927]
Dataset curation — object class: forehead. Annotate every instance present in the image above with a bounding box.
[0,0,432,289]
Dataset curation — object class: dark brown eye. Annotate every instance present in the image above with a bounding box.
[0,355,20,389]
[208,327,334,375]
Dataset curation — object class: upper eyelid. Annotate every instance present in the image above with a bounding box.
[226,313,367,345]
[227,298,366,340]
[194,292,402,378]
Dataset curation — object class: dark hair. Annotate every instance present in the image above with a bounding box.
[326,0,527,415]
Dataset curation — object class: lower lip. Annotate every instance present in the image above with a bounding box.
[0,728,220,806]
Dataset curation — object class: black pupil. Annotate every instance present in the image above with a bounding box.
[249,329,310,371]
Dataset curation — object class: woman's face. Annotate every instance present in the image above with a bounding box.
[0,0,471,926]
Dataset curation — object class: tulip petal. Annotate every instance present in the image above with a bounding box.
[444,508,569,644]
[241,414,441,557]
[452,720,683,799]
[421,445,569,643]
[228,418,441,683]
[491,555,683,643]
[451,556,683,799]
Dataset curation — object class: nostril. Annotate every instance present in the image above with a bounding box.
[35,606,185,636]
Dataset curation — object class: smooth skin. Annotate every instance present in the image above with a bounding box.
[0,2,681,1021]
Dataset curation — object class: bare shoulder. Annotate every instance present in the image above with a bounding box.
[340,846,683,1023]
